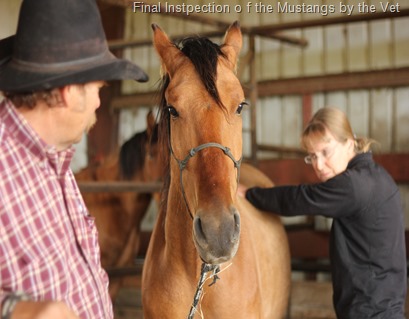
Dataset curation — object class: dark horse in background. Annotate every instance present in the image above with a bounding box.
[142,22,290,318]
[75,111,162,299]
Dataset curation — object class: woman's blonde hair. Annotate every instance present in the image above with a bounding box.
[301,107,377,154]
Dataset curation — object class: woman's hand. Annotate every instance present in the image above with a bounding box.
[237,184,248,198]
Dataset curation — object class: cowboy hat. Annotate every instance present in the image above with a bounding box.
[0,0,148,93]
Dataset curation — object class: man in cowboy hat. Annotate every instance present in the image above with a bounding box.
[0,0,148,318]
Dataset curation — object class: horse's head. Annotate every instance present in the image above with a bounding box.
[119,111,162,184]
[153,22,245,264]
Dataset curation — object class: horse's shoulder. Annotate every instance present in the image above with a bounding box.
[240,163,274,188]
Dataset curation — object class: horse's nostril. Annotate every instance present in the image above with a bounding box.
[234,211,240,228]
[232,211,241,241]
[194,217,206,241]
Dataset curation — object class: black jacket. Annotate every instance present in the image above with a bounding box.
[246,153,407,318]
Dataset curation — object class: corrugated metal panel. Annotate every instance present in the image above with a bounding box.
[370,89,394,150]
[249,87,409,155]
[395,88,409,152]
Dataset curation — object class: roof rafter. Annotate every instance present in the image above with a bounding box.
[101,0,308,47]
[249,8,409,33]
[110,67,409,109]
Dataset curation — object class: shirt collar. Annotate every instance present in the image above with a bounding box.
[347,152,373,169]
[0,99,75,176]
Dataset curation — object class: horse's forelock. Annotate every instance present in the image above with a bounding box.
[179,36,225,107]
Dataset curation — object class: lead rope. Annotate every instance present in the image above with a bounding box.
[187,263,220,319]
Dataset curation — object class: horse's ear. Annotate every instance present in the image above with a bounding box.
[221,21,242,71]
[152,24,185,77]
[146,109,155,137]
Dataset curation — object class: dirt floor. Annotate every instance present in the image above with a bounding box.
[113,275,409,319]
[113,278,336,319]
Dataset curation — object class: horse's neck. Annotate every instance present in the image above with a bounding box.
[161,186,201,270]
[164,190,193,243]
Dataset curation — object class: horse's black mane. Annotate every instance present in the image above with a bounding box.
[119,125,159,180]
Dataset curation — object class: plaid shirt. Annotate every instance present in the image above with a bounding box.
[0,100,113,319]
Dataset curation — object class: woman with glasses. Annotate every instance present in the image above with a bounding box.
[239,107,406,319]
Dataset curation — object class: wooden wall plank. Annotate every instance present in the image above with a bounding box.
[257,154,409,185]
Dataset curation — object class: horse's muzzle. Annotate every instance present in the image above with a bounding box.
[192,206,241,264]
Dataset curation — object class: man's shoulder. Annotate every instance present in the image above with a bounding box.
[0,120,4,144]
[0,120,10,158]
[0,99,13,144]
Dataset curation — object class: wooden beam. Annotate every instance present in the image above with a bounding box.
[288,228,409,262]
[257,144,305,156]
[77,181,163,193]
[237,50,253,81]
[88,4,124,160]
[374,153,409,184]
[110,67,409,109]
[302,94,313,129]
[100,0,308,47]
[287,229,330,259]
[249,35,258,164]
[76,156,408,192]
[250,8,409,33]
[108,30,227,50]
[256,67,409,96]
[257,153,409,185]
[111,90,161,109]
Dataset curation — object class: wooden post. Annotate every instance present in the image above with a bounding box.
[249,35,258,164]
[302,94,313,129]
[302,93,318,281]
[86,4,125,163]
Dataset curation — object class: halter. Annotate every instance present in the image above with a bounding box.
[167,118,242,219]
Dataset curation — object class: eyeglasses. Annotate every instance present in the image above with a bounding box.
[304,144,338,165]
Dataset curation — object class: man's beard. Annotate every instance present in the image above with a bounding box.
[85,113,97,133]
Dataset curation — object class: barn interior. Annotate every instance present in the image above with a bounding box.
[1,0,408,318]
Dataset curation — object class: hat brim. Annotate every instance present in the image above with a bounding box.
[0,35,149,93]
[0,36,13,67]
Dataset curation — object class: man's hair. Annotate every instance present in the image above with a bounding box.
[3,84,86,109]
[4,90,57,109]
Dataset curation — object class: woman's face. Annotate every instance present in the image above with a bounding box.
[305,129,355,182]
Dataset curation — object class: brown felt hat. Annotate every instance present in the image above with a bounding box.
[0,0,148,93]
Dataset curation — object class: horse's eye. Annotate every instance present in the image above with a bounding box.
[236,101,248,115]
[168,105,179,118]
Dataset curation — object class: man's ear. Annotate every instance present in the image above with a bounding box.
[57,85,73,107]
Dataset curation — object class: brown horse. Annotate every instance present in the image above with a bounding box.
[75,111,161,299]
[142,22,290,318]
